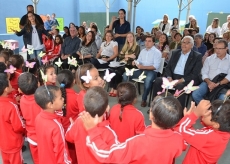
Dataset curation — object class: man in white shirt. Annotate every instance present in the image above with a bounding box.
[192,39,230,104]
[221,15,230,35]
[123,36,162,107]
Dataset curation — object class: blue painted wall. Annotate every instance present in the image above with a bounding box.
[0,0,229,49]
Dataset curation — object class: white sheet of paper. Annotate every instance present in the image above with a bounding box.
[97,59,107,64]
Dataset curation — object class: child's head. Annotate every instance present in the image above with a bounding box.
[150,94,182,129]
[55,35,63,45]
[8,54,24,69]
[0,50,11,65]
[57,69,75,116]
[38,65,56,85]
[203,100,230,132]
[18,72,38,95]
[84,86,109,117]
[57,69,74,88]
[0,73,12,96]
[75,63,104,90]
[117,82,137,121]
[35,85,63,111]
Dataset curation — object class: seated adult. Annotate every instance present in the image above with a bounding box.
[185,15,195,28]
[194,33,207,56]
[221,15,230,35]
[123,35,162,107]
[90,25,102,52]
[91,30,118,68]
[60,26,81,69]
[109,32,140,96]
[155,33,170,62]
[204,33,216,51]
[206,18,221,37]
[151,36,202,108]
[76,31,97,65]
[44,15,53,31]
[169,32,182,50]
[158,14,170,35]
[192,39,230,104]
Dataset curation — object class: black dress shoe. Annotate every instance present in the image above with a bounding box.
[141,101,147,107]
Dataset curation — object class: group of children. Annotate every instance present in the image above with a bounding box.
[0,47,230,164]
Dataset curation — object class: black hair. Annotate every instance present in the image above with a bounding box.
[55,29,60,33]
[25,11,44,32]
[174,32,182,39]
[79,26,86,38]
[84,86,108,117]
[91,24,98,32]
[18,72,38,95]
[117,82,137,121]
[150,94,182,129]
[8,54,24,81]
[0,73,9,95]
[0,62,7,73]
[172,18,179,26]
[119,9,126,15]
[55,35,63,45]
[82,31,95,47]
[160,33,169,52]
[63,26,70,35]
[27,5,33,9]
[37,65,55,85]
[69,22,75,28]
[34,85,60,109]
[210,100,230,132]
[22,58,39,75]
[57,70,74,116]
[0,50,11,64]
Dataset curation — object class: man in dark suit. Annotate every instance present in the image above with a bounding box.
[151,36,202,109]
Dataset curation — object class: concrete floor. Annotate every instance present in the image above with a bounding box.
[1,83,230,164]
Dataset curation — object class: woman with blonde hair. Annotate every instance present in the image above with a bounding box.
[206,18,221,37]
[108,32,140,97]
[189,18,200,33]
[158,14,170,35]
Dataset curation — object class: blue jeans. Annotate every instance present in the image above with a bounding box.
[123,70,157,101]
[192,82,209,104]
[31,49,43,65]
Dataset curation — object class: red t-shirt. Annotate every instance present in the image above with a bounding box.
[20,94,42,145]
[175,112,230,164]
[86,126,184,164]
[35,110,72,164]
[61,88,79,132]
[0,97,25,153]
[77,90,86,113]
[109,104,145,142]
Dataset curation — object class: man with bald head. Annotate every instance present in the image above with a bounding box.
[151,36,202,109]
[60,26,81,69]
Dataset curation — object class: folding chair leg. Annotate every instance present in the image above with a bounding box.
[148,85,153,107]
[138,83,141,95]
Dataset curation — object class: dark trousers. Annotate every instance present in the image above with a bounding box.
[152,74,187,108]
[91,58,110,69]
[109,66,125,89]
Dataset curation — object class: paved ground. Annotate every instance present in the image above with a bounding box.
[1,83,230,164]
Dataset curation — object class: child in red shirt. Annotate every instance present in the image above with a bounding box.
[0,73,25,164]
[65,86,119,164]
[57,69,79,163]
[175,100,230,164]
[18,73,41,164]
[80,94,185,164]
[8,55,24,104]
[75,63,105,113]
[43,35,63,62]
[34,85,72,164]
[109,82,145,142]
[44,34,54,54]
[38,65,57,86]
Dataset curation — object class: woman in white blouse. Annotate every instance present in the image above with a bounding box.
[170,18,179,33]
[158,14,170,35]
[91,30,118,68]
[206,18,221,37]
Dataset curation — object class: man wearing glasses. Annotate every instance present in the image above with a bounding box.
[151,36,202,108]
[192,39,230,104]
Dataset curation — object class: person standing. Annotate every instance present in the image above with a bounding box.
[109,9,130,52]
